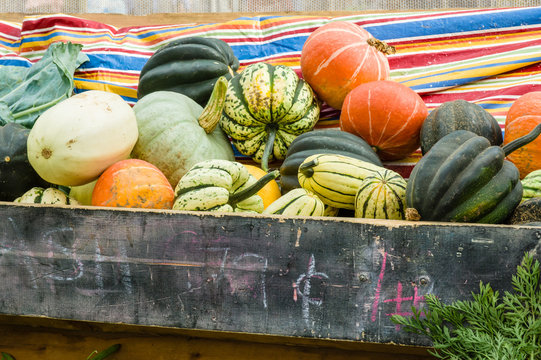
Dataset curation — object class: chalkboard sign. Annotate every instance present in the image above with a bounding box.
[0,203,539,346]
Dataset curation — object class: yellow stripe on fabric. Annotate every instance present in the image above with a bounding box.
[74,79,137,99]
[394,29,541,54]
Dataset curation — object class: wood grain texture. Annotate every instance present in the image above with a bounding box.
[1,202,539,349]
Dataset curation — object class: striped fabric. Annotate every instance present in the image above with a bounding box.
[1,7,540,176]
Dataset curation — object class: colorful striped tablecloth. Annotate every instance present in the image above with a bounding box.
[1,7,540,176]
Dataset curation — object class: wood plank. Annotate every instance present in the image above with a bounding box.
[0,202,539,349]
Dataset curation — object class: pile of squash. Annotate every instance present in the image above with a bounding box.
[1,22,540,226]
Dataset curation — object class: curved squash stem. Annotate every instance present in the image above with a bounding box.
[261,126,277,172]
[367,38,396,55]
[298,157,319,178]
[502,123,541,156]
[229,170,280,206]
[198,76,228,134]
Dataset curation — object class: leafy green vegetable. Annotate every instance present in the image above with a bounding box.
[1,352,15,360]
[391,253,541,360]
[0,41,89,128]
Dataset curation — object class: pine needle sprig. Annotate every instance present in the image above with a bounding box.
[391,253,541,360]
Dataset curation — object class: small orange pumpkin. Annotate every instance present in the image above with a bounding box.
[300,21,394,110]
[505,91,541,126]
[243,164,282,209]
[92,158,174,209]
[339,80,428,161]
[503,92,541,178]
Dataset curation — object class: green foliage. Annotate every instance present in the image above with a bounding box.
[391,253,541,360]
[0,343,120,360]
[0,41,88,128]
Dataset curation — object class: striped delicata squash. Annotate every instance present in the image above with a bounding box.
[297,153,387,210]
[263,188,325,217]
[354,168,407,220]
[173,159,279,213]
[219,62,320,172]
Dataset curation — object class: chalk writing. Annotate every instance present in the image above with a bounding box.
[293,254,329,327]
[231,253,268,309]
[43,227,84,282]
[370,251,426,327]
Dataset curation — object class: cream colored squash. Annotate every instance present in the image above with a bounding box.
[27,90,138,186]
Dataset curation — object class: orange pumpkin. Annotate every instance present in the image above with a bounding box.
[503,92,541,178]
[92,158,174,209]
[243,164,282,209]
[300,21,394,110]
[505,91,541,126]
[339,80,428,161]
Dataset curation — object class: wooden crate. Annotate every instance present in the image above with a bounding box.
[0,202,539,359]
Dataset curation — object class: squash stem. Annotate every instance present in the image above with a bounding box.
[367,38,396,55]
[298,158,318,178]
[261,126,277,172]
[198,76,228,134]
[229,170,280,206]
[502,123,541,156]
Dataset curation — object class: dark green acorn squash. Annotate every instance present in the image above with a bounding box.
[279,129,382,194]
[405,123,541,224]
[420,99,503,154]
[0,122,49,201]
[137,37,240,106]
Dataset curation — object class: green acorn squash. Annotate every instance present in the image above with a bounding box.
[406,124,541,224]
[132,77,235,188]
[137,36,240,106]
[420,99,503,154]
[219,62,320,172]
[173,159,279,213]
[279,129,383,194]
[0,122,49,201]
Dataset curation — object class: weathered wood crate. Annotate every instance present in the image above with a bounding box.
[0,202,539,358]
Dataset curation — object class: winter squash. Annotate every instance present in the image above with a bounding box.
[69,180,97,206]
[137,36,240,106]
[521,169,541,201]
[220,62,320,172]
[505,91,541,125]
[14,187,78,205]
[263,188,325,217]
[300,21,394,110]
[279,129,382,194]
[27,90,139,186]
[91,159,174,209]
[354,168,407,220]
[420,99,503,154]
[173,159,279,213]
[297,153,387,210]
[243,164,282,209]
[0,122,49,201]
[132,77,235,188]
[406,124,541,224]
[503,92,541,179]
[339,80,428,160]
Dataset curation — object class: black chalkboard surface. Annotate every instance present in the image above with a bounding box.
[0,202,539,347]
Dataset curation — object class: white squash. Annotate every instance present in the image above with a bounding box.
[68,179,97,206]
[14,187,79,205]
[27,90,138,186]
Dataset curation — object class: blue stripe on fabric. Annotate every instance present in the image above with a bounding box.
[403,55,541,90]
[229,37,307,61]
[363,7,541,40]
[0,58,31,67]
[78,53,149,71]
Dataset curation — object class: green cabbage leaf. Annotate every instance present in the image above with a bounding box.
[0,41,89,128]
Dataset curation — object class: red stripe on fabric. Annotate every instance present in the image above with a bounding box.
[389,38,541,69]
